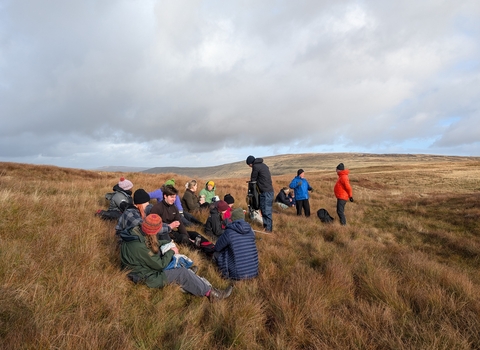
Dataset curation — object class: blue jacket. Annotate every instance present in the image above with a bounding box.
[289,176,312,201]
[215,220,258,280]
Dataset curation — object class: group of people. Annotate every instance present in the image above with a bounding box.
[246,155,354,228]
[103,176,260,302]
[99,155,354,301]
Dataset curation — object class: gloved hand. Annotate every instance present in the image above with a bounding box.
[349,197,354,202]
[309,188,314,192]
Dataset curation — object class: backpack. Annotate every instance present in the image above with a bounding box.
[317,208,334,224]
[188,232,216,256]
[247,181,260,211]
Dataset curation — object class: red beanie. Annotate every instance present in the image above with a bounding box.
[216,200,229,212]
[142,214,163,235]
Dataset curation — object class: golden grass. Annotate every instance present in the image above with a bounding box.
[0,157,479,349]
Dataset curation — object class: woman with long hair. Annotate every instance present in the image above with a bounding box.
[120,213,233,301]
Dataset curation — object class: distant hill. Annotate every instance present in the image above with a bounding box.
[139,153,480,179]
[94,166,150,172]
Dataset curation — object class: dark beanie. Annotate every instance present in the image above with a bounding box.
[336,163,345,171]
[133,188,150,204]
[297,169,304,176]
[246,155,255,165]
[224,193,235,204]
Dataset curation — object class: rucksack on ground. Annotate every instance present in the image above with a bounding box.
[317,208,334,223]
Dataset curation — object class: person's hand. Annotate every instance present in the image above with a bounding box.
[349,197,354,202]
[171,245,179,254]
[199,197,205,204]
[309,188,314,192]
[169,221,180,230]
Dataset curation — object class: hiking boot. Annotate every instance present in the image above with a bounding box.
[208,285,233,302]
[190,266,198,274]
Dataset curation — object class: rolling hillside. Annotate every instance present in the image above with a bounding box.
[138,153,480,179]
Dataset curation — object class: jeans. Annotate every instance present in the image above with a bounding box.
[260,191,274,231]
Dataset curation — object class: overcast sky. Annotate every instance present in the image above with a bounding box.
[1,0,479,170]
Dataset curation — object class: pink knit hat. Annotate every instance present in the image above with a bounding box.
[118,177,133,191]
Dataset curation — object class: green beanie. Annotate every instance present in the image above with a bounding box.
[164,179,175,186]
[231,207,245,221]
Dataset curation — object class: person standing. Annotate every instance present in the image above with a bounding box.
[334,163,353,225]
[289,169,313,217]
[246,155,274,232]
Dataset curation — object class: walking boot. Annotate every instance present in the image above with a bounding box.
[208,285,233,302]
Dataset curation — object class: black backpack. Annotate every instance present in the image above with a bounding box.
[317,208,334,223]
[247,181,260,210]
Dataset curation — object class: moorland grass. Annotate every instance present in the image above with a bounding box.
[0,158,479,349]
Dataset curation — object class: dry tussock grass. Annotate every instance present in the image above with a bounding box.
[0,158,479,349]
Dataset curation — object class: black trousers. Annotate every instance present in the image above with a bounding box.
[295,199,311,217]
[336,199,347,225]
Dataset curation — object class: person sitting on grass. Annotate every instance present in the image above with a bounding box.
[199,180,216,204]
[205,200,231,238]
[115,188,170,241]
[150,185,216,255]
[288,190,296,207]
[149,179,202,227]
[213,208,259,280]
[223,194,235,221]
[96,177,134,220]
[120,213,233,301]
[275,187,294,209]
[181,180,208,224]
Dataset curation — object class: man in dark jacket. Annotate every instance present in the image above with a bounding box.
[214,207,258,280]
[150,185,193,245]
[246,155,274,232]
[150,185,215,255]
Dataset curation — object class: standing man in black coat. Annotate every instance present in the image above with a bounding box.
[246,155,274,233]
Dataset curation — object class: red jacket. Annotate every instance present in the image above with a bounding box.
[334,169,353,200]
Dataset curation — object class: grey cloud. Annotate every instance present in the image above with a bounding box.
[1,0,479,169]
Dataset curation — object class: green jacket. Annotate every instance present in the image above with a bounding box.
[120,226,175,288]
[199,181,216,204]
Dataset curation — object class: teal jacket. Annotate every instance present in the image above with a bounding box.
[120,226,174,288]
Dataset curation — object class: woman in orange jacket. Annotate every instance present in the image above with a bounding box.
[334,163,353,225]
